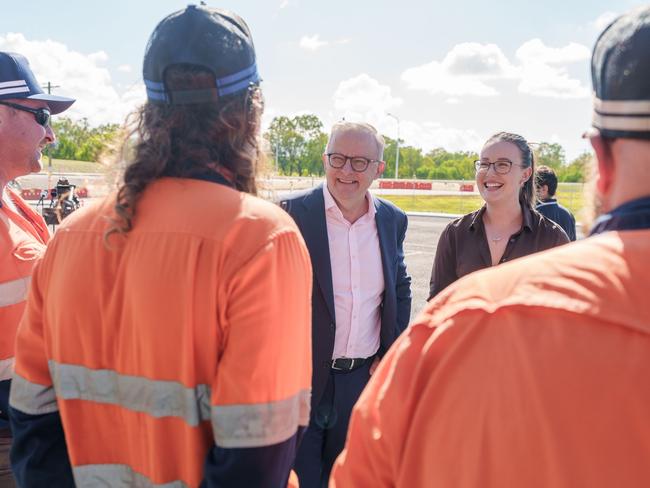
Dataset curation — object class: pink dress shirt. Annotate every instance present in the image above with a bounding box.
[323,185,384,360]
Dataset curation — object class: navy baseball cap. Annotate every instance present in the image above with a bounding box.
[0,52,74,114]
[143,4,260,105]
[591,6,650,139]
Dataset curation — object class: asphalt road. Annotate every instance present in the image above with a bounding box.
[403,215,453,320]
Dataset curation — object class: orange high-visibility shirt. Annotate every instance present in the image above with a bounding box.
[332,230,650,488]
[0,188,49,381]
[11,178,312,487]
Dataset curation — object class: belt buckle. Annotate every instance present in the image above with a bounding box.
[332,358,355,371]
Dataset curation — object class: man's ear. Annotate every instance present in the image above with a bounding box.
[376,161,386,178]
[590,134,615,195]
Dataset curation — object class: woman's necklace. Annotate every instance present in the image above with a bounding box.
[490,235,503,243]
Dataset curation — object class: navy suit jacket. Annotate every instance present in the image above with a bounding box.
[281,185,412,408]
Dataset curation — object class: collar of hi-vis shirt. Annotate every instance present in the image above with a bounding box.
[1,188,49,244]
[322,184,383,360]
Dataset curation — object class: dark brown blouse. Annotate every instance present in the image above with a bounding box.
[428,205,569,299]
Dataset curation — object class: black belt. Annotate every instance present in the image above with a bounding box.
[331,357,371,372]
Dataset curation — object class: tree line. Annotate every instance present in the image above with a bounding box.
[47,118,120,162]
[48,115,591,183]
[264,115,591,182]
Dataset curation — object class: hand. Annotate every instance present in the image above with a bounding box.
[369,357,380,376]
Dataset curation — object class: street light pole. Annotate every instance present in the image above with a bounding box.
[42,82,60,170]
[387,112,400,179]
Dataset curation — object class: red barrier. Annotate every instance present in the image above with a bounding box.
[379,180,432,190]
[459,183,474,192]
[20,187,90,200]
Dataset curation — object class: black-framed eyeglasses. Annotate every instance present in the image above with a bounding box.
[0,101,51,127]
[327,153,380,172]
[474,159,522,175]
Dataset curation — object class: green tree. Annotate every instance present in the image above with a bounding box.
[49,117,120,162]
[558,151,592,183]
[265,114,327,175]
[535,142,566,170]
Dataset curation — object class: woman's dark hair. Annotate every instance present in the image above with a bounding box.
[105,64,263,242]
[484,131,536,209]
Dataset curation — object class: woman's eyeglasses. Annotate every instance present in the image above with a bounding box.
[474,159,523,175]
[0,101,51,127]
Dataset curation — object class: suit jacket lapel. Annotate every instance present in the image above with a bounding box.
[374,198,393,287]
[301,186,336,322]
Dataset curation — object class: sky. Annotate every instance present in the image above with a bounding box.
[0,0,643,161]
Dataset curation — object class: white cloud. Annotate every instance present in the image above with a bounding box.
[402,43,516,97]
[515,39,590,65]
[299,35,349,51]
[401,121,482,153]
[592,11,618,31]
[117,64,132,73]
[332,74,402,122]
[0,33,145,125]
[402,39,590,99]
[280,0,290,8]
[299,35,328,51]
[329,75,477,153]
[515,39,590,98]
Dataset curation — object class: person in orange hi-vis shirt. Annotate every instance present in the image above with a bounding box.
[0,51,74,485]
[8,6,312,488]
[332,6,650,487]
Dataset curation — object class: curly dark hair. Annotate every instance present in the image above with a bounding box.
[104,65,263,242]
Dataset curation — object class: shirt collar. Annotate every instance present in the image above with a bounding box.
[323,183,376,219]
[469,202,534,232]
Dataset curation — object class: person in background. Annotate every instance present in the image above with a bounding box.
[8,6,312,487]
[535,165,577,240]
[281,121,411,487]
[0,51,74,486]
[332,6,650,487]
[428,132,568,299]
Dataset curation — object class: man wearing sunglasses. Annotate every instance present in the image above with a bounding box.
[0,51,74,485]
[281,121,411,486]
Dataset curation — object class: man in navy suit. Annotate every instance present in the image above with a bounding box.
[281,121,411,487]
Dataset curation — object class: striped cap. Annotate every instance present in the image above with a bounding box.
[0,52,74,114]
[591,6,650,139]
[143,5,260,105]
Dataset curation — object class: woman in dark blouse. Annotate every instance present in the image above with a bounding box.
[428,132,569,299]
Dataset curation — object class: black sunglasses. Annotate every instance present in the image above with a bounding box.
[0,100,51,127]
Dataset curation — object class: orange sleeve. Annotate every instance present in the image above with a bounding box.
[212,228,313,448]
[330,323,437,487]
[10,257,58,414]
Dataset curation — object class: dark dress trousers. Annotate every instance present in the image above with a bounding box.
[280,185,411,486]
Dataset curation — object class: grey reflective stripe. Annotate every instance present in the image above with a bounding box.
[0,275,30,307]
[9,372,58,414]
[73,464,188,488]
[0,357,14,382]
[48,361,211,426]
[212,388,311,448]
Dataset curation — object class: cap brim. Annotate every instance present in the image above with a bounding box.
[28,93,75,115]
[582,127,600,139]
